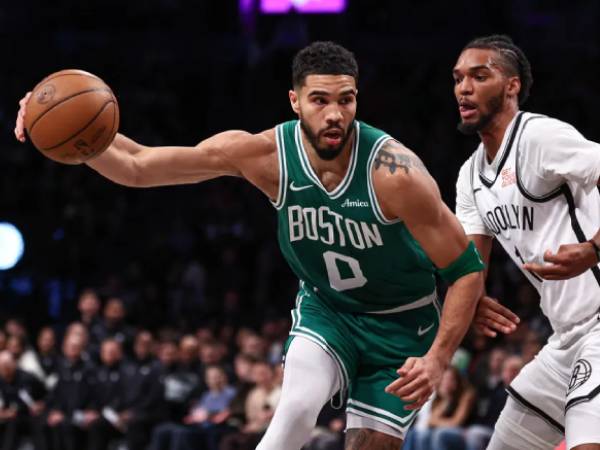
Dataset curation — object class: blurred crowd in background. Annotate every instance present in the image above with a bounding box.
[2,1,599,449]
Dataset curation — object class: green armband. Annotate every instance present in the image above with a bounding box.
[437,241,485,283]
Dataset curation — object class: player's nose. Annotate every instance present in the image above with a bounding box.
[325,104,343,122]
[456,77,473,96]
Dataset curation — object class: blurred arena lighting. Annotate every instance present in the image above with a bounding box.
[0,222,25,270]
[250,0,346,14]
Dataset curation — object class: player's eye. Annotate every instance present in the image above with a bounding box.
[475,75,487,82]
[314,97,327,105]
[339,97,353,105]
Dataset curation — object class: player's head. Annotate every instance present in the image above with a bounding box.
[289,41,358,160]
[453,34,533,135]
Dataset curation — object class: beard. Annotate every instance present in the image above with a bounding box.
[457,90,504,135]
[299,118,354,161]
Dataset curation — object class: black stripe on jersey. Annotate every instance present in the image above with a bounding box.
[515,115,564,202]
[479,111,524,188]
[566,383,600,412]
[506,386,565,434]
[562,185,600,287]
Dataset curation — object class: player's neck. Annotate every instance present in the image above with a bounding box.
[479,108,519,163]
[301,130,355,186]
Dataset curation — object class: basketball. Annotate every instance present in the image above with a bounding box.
[24,69,119,165]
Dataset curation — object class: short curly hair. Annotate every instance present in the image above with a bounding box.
[463,34,533,105]
[292,41,358,88]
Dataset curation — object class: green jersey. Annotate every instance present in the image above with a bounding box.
[273,120,437,313]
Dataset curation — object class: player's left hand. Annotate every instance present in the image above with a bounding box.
[523,242,598,280]
[384,354,445,410]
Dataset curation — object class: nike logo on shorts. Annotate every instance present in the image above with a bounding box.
[417,323,434,336]
[290,182,313,192]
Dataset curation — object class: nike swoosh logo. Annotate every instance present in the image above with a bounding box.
[417,323,434,337]
[290,182,313,192]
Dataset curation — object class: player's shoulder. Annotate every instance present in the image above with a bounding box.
[372,139,435,198]
[457,152,476,187]
[519,111,580,144]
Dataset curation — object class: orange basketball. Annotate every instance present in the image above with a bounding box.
[24,69,119,165]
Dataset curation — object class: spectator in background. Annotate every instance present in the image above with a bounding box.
[520,330,543,365]
[238,333,266,361]
[5,334,45,384]
[33,327,60,390]
[462,355,524,450]
[0,330,6,351]
[45,334,98,450]
[90,297,136,357]
[220,361,281,450]
[421,367,475,450]
[0,350,46,450]
[179,335,202,375]
[120,330,163,450]
[64,322,92,364]
[469,346,506,396]
[77,289,102,329]
[4,319,27,341]
[87,339,130,450]
[200,340,233,383]
[260,317,288,366]
[150,365,236,450]
[227,354,257,431]
[159,340,203,423]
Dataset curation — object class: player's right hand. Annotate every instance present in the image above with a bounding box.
[14,92,31,143]
[473,296,520,338]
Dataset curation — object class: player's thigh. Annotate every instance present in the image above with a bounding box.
[488,397,563,450]
[565,329,600,449]
[507,342,569,433]
[344,306,439,440]
[286,288,359,400]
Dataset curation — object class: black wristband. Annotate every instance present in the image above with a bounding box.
[588,239,600,263]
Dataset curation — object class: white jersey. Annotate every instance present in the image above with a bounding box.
[456,111,600,344]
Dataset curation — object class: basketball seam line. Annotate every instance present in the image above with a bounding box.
[32,72,102,93]
[83,98,119,162]
[28,87,112,133]
[42,100,115,151]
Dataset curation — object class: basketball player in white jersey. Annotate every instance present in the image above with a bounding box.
[453,35,600,450]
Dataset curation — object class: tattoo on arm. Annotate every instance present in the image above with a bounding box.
[374,140,428,175]
[345,428,401,450]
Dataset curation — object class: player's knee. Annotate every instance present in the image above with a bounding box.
[345,428,401,450]
[278,393,322,427]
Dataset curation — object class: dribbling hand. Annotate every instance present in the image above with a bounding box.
[14,92,31,143]
[473,296,519,338]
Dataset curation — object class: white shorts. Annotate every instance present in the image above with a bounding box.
[508,313,600,448]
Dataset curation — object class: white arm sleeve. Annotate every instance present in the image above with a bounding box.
[455,157,493,237]
[534,120,600,188]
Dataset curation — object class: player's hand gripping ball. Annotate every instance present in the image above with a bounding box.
[24,69,119,164]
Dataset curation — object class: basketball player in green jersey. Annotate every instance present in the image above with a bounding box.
[16,42,485,449]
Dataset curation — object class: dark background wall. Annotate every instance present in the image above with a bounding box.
[1,0,599,332]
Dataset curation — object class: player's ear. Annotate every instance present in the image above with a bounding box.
[506,76,521,101]
[289,89,300,114]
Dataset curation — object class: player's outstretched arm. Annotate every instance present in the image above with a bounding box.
[85,130,275,189]
[15,92,277,192]
[374,140,484,409]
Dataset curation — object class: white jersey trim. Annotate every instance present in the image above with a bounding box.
[366,136,402,225]
[270,124,288,210]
